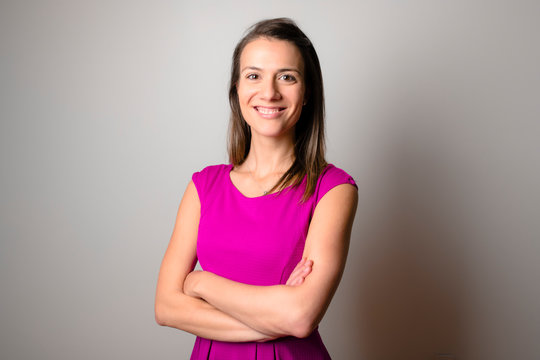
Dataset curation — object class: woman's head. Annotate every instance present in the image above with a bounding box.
[228,18,326,201]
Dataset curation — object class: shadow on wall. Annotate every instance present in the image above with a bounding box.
[345,99,466,359]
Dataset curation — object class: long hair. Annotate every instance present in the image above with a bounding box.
[227,18,327,202]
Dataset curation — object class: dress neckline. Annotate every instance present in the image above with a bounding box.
[227,164,298,200]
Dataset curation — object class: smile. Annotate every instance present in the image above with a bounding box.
[255,106,286,115]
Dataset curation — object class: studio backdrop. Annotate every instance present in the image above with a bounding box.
[1,1,539,359]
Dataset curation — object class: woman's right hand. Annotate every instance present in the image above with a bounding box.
[285,258,313,286]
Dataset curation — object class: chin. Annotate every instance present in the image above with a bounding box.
[249,123,295,139]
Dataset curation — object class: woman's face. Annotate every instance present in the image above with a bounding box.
[236,37,305,140]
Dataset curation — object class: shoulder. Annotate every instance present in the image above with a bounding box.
[314,164,357,205]
[192,164,231,181]
[319,164,356,186]
[191,164,232,200]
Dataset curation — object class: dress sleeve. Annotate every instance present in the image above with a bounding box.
[191,170,204,206]
[191,164,229,211]
[315,164,357,206]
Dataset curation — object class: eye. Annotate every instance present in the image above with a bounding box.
[246,73,259,80]
[279,74,297,82]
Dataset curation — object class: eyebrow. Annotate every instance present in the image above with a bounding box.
[240,66,302,74]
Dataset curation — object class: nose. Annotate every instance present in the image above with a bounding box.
[260,78,281,101]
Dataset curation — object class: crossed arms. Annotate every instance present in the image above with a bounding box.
[154,180,358,342]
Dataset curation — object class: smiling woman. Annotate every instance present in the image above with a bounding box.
[155,18,358,359]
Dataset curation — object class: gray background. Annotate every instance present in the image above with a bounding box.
[1,1,539,359]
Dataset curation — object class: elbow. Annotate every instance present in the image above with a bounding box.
[155,311,166,327]
[155,305,166,326]
[284,306,319,339]
[289,319,317,339]
[155,291,195,329]
[154,299,169,327]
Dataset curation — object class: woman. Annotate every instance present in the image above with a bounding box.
[155,18,358,359]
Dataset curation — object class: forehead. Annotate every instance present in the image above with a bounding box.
[240,37,304,72]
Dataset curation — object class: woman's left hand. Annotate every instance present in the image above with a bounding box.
[285,258,313,286]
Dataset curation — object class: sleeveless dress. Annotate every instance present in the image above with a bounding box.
[190,163,357,360]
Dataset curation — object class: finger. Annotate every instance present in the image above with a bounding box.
[286,258,307,285]
[294,257,307,271]
[288,262,313,286]
[298,262,313,279]
[294,261,313,285]
[286,269,303,286]
[302,264,312,275]
[293,267,311,286]
[292,259,312,279]
[290,274,302,286]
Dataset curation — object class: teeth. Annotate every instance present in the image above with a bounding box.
[256,107,282,114]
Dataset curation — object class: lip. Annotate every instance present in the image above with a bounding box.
[254,106,286,119]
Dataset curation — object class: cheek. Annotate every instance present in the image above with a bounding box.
[237,84,255,103]
[288,90,305,109]
[288,85,305,102]
[237,88,254,119]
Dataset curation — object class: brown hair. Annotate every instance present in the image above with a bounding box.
[227,18,327,202]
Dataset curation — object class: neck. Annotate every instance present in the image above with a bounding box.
[244,132,295,177]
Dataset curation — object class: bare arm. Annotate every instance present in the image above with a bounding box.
[154,181,276,342]
[184,184,358,338]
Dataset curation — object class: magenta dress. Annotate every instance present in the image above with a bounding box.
[190,163,357,360]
